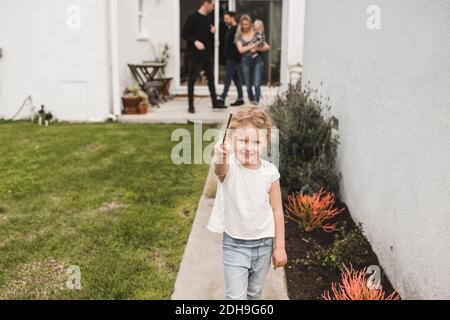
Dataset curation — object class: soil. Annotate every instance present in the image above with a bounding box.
[284,202,398,300]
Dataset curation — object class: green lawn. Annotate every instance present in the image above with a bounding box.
[0,121,210,299]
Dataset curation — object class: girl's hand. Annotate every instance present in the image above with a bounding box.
[214,142,230,182]
[272,247,288,269]
[214,142,229,164]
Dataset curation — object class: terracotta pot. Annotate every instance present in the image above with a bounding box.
[122,96,142,114]
[138,102,149,114]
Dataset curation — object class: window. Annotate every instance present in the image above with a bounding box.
[137,0,149,41]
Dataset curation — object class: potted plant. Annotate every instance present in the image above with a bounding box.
[122,85,149,114]
[150,42,171,76]
[138,100,149,114]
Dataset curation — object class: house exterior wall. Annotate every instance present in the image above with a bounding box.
[285,0,305,69]
[302,0,450,299]
[0,0,306,120]
[0,0,112,121]
[116,0,178,94]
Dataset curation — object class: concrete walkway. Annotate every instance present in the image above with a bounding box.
[126,94,289,299]
[171,164,290,300]
[119,97,232,125]
[118,93,278,125]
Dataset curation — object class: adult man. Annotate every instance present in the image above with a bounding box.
[217,11,245,107]
[181,0,227,114]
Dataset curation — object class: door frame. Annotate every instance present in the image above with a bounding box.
[174,0,288,95]
[213,0,221,88]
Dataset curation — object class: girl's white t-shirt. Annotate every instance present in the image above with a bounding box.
[207,153,281,240]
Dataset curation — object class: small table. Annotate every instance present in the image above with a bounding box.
[128,62,166,86]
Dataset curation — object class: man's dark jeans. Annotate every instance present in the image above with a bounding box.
[188,51,217,108]
[221,59,244,101]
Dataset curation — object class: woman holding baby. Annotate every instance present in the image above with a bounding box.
[235,15,270,106]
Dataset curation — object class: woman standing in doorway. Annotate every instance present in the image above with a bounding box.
[235,15,270,106]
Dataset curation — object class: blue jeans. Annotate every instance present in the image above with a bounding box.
[242,55,264,103]
[223,231,274,300]
[221,59,244,101]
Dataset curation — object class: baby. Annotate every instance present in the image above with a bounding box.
[251,20,267,59]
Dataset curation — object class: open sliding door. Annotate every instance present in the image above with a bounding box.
[179,0,283,89]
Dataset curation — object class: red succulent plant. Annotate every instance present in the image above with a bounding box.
[322,265,401,300]
[284,188,344,232]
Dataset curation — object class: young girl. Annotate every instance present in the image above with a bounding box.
[251,20,267,59]
[207,107,288,300]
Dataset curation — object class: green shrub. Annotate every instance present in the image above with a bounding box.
[268,83,341,199]
[295,224,371,271]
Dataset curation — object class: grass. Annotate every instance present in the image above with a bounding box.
[0,121,211,299]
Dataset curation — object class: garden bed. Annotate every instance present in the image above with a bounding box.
[284,201,398,300]
[268,83,400,300]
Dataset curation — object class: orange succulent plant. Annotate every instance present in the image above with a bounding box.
[322,265,401,300]
[284,188,344,232]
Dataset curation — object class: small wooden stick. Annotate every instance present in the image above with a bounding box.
[222,113,233,145]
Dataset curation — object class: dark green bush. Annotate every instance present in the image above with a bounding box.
[268,82,341,199]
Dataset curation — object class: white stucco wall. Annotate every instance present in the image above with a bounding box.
[0,0,112,121]
[302,0,450,299]
[285,0,305,67]
[116,0,178,94]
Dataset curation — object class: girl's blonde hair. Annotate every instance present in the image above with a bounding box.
[236,14,253,39]
[229,106,273,145]
[253,19,265,33]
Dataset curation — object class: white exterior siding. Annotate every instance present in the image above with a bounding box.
[0,0,112,121]
[302,0,450,299]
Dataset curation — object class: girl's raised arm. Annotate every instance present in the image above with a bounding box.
[214,143,230,183]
